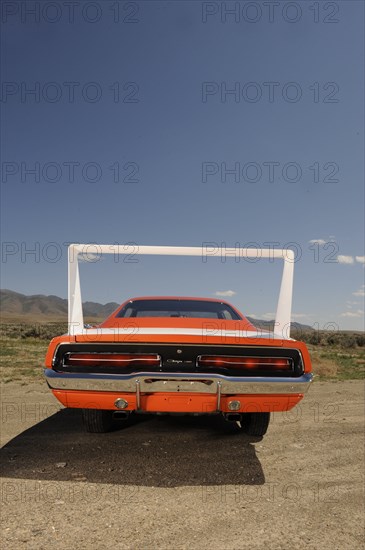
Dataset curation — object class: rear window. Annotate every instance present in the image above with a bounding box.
[116,299,241,320]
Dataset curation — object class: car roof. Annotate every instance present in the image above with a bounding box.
[124,296,232,303]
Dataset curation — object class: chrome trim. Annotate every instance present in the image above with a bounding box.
[44,369,313,395]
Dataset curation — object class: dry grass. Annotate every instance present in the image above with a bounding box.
[0,338,47,383]
[309,346,365,380]
[311,354,338,378]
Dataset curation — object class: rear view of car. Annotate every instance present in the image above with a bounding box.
[45,294,312,436]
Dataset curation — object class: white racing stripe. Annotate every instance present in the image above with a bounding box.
[75,327,285,339]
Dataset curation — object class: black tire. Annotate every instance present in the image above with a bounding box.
[241,412,270,436]
[81,408,114,433]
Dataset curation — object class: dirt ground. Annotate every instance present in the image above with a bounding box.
[0,380,364,549]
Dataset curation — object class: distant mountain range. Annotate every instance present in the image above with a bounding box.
[0,289,119,321]
[0,289,313,330]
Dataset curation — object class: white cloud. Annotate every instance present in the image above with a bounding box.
[353,285,365,297]
[340,310,364,318]
[337,255,354,264]
[247,312,311,322]
[355,256,365,264]
[247,312,275,320]
[214,290,236,297]
[291,313,311,319]
[308,239,327,245]
[260,312,276,320]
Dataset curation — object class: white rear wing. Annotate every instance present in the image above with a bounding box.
[68,244,295,338]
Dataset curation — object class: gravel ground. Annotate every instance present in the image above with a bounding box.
[1,380,364,549]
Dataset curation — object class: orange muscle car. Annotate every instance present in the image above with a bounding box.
[44,295,313,436]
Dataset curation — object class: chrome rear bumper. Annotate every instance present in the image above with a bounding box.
[44,369,313,395]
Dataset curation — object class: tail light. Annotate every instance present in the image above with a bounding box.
[197,355,293,372]
[64,353,161,368]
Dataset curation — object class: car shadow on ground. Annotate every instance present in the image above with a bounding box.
[0,409,265,486]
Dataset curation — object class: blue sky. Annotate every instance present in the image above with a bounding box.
[1,0,364,330]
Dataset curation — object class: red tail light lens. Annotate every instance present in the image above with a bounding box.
[65,353,161,368]
[197,355,292,371]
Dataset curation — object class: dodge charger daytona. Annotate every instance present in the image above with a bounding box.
[44,294,313,436]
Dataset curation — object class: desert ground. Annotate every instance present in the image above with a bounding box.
[1,378,364,549]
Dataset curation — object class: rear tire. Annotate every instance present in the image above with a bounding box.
[241,412,270,436]
[81,409,114,433]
